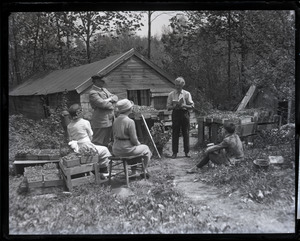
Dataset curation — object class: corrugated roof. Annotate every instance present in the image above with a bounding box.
[9,51,130,96]
[9,48,175,96]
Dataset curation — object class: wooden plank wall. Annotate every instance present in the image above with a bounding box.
[9,91,80,120]
[80,55,173,115]
[105,56,173,94]
[9,95,45,119]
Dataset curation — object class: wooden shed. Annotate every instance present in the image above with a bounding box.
[9,48,175,120]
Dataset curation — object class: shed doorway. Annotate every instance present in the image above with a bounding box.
[127,89,150,106]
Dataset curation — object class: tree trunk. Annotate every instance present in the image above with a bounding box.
[32,13,41,72]
[148,11,152,59]
[287,98,292,124]
[10,15,22,85]
[227,11,231,98]
[56,17,63,67]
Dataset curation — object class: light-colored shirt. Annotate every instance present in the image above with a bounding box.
[67,118,93,142]
[112,114,140,146]
[166,89,194,110]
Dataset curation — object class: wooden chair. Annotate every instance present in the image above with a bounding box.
[108,154,147,187]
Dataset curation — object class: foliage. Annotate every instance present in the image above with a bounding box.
[8,11,144,87]
[150,121,172,148]
[9,114,65,157]
[162,10,295,110]
[9,91,70,166]
[197,137,295,204]
[252,124,295,148]
[9,160,214,234]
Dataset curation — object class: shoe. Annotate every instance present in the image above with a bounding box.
[140,173,150,179]
[171,154,177,159]
[186,167,198,174]
[185,153,191,158]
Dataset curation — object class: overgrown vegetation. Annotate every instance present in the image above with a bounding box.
[196,126,295,204]
[9,163,212,234]
[8,111,295,234]
[9,92,69,173]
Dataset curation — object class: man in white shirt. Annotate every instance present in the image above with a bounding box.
[167,77,194,159]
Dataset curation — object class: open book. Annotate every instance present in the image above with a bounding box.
[172,97,184,105]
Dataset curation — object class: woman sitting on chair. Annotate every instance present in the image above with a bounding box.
[112,99,152,178]
[67,104,111,177]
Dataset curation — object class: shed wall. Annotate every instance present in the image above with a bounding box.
[9,95,45,120]
[9,91,80,120]
[106,56,173,91]
[80,55,173,116]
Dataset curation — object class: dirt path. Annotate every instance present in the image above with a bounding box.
[154,137,296,234]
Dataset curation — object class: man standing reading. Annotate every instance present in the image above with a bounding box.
[167,77,194,159]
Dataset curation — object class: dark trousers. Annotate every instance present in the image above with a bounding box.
[196,154,210,168]
[92,127,112,147]
[172,109,190,154]
[196,150,229,168]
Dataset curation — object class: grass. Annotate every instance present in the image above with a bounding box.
[9,159,212,234]
[196,140,295,205]
[8,114,296,234]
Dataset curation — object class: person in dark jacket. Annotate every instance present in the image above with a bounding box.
[89,75,118,147]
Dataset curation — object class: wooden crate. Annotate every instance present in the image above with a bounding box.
[63,158,80,168]
[236,122,257,137]
[25,170,63,188]
[15,149,60,161]
[59,161,103,191]
[27,176,64,188]
[13,160,60,175]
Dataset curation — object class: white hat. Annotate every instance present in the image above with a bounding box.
[116,99,134,113]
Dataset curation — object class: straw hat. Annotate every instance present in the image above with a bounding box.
[116,99,134,113]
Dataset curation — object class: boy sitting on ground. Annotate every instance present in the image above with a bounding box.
[187,122,244,173]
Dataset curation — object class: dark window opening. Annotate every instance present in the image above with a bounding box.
[127,89,150,106]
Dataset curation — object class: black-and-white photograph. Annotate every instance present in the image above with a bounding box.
[5,3,297,236]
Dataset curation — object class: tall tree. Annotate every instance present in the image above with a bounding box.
[69,11,143,63]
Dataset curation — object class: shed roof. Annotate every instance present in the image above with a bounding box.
[9,48,175,96]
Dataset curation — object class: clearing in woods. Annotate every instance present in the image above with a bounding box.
[155,136,295,233]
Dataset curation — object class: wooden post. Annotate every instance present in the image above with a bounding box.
[211,123,219,144]
[123,161,129,187]
[197,118,205,145]
[236,85,256,111]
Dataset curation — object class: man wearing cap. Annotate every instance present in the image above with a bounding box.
[89,75,118,147]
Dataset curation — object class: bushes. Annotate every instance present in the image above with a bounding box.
[9,111,66,168]
[10,114,65,148]
[198,141,295,204]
